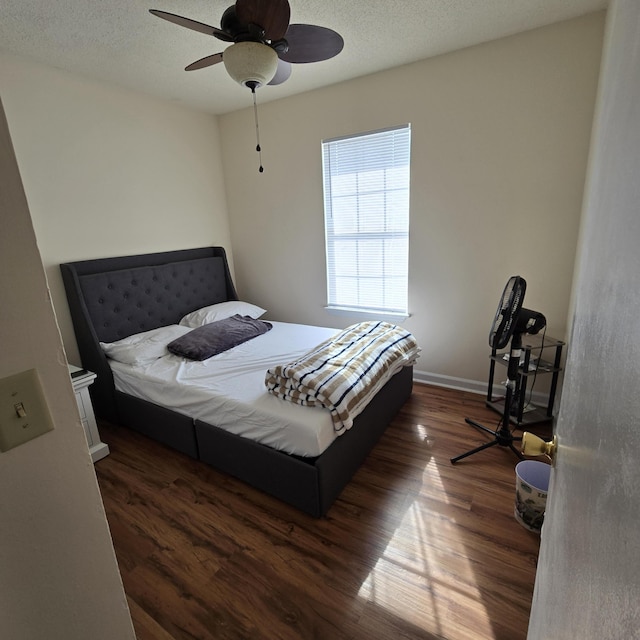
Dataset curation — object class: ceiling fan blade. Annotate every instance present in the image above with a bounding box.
[280,24,344,63]
[149,10,234,42]
[268,59,292,85]
[185,52,224,71]
[235,0,290,41]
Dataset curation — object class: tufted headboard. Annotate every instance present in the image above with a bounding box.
[61,246,238,421]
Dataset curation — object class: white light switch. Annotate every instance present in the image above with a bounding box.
[0,369,54,452]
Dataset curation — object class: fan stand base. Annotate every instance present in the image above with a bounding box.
[450,418,524,464]
[451,327,529,465]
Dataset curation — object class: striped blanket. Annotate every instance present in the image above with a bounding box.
[265,321,420,434]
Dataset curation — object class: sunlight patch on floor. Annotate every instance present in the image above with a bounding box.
[416,424,429,442]
[358,455,496,639]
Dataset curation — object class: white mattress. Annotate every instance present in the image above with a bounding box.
[110,321,341,457]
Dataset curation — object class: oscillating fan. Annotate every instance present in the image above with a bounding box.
[450,276,546,464]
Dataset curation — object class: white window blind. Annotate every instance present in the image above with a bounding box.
[322,124,411,315]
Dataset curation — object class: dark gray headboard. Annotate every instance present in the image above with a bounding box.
[61,246,238,421]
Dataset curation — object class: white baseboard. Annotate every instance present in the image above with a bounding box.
[412,368,549,405]
[412,369,486,395]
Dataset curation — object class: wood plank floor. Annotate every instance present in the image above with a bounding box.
[94,383,544,640]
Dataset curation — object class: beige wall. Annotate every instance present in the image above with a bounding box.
[0,97,135,638]
[220,13,604,387]
[0,12,604,388]
[0,53,233,366]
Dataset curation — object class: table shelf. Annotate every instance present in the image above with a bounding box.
[486,334,564,427]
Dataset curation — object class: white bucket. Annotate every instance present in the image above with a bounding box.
[514,460,551,533]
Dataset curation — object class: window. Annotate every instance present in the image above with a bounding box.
[322,124,411,316]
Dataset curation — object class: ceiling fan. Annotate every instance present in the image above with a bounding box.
[150,0,343,171]
[149,0,344,90]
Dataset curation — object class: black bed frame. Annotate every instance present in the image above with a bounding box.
[61,247,413,517]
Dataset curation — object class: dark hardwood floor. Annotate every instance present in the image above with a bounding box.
[94,383,543,640]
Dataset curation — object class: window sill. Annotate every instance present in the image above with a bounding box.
[324,306,409,322]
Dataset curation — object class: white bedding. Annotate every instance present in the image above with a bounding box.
[110,321,342,457]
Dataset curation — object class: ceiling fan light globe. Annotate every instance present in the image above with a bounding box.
[223,42,278,88]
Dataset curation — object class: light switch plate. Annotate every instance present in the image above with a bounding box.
[0,369,54,452]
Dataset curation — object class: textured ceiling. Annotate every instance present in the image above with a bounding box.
[1,0,607,115]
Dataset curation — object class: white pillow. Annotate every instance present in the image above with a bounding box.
[100,325,192,366]
[179,300,266,328]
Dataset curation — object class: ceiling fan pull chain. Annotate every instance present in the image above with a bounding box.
[251,86,264,173]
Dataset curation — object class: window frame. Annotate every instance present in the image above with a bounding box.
[321,124,411,318]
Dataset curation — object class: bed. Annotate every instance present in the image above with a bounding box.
[61,246,414,517]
